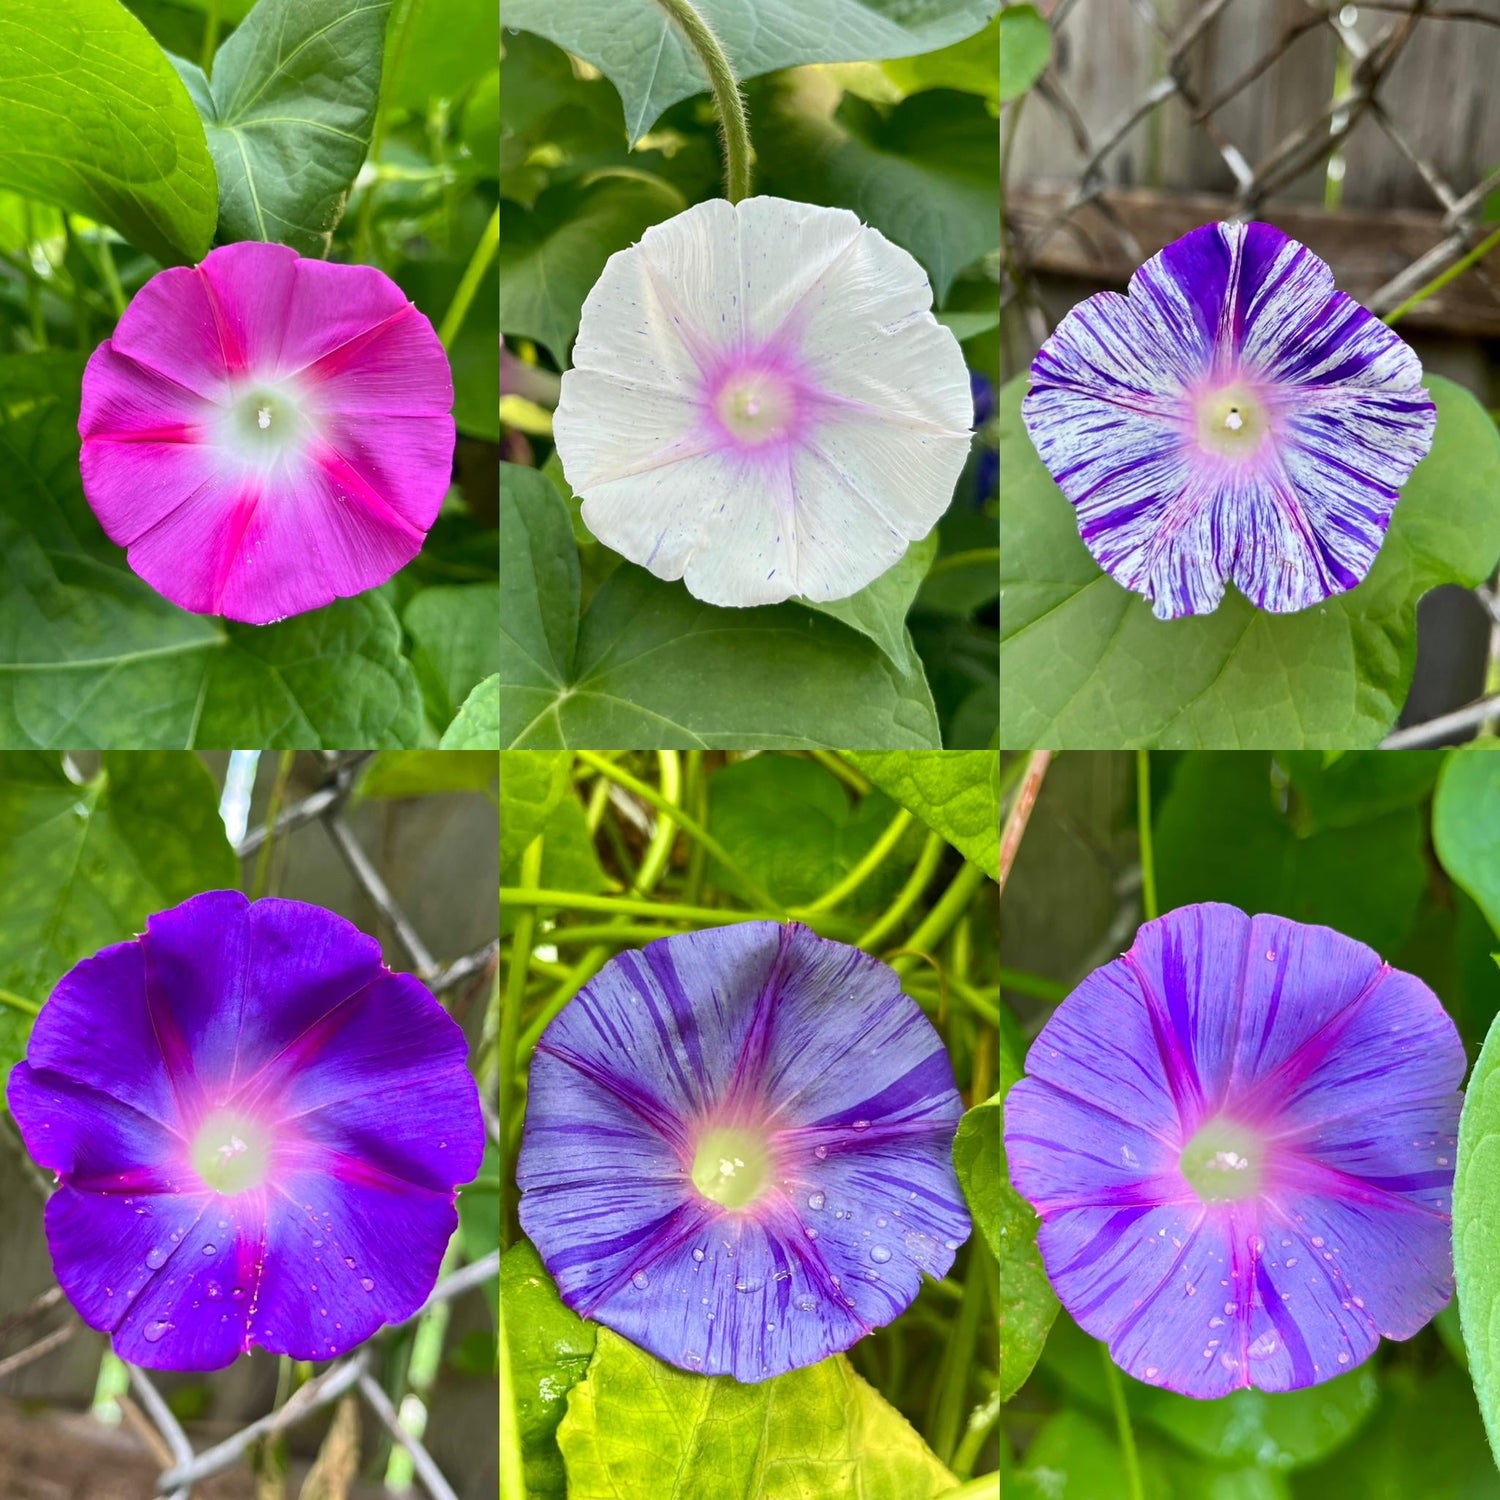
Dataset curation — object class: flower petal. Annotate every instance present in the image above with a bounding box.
[43,1182,260,1370]
[266,970,483,1191]
[8,1062,185,1193]
[251,1165,457,1361]
[11,939,181,1128]
[133,892,382,1098]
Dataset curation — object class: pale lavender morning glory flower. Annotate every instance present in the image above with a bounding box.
[1021,222,1437,619]
[553,196,974,607]
[517,922,970,1382]
[1004,902,1463,1397]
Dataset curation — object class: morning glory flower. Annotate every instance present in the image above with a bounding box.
[6,891,484,1371]
[517,922,970,1382]
[79,242,455,624]
[1004,902,1463,1397]
[552,196,974,607]
[1021,221,1437,619]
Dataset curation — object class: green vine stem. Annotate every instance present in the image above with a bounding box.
[856,831,945,951]
[579,752,782,912]
[438,205,499,351]
[498,835,544,1245]
[652,0,753,202]
[1136,749,1159,922]
[499,1284,525,1500]
[803,808,914,913]
[1383,223,1500,328]
[1100,1340,1145,1500]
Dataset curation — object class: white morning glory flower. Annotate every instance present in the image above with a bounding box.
[553,196,974,607]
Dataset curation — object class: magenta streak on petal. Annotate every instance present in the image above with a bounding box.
[1231,962,1391,1126]
[196,261,250,379]
[302,305,417,385]
[308,441,431,543]
[1121,949,1209,1132]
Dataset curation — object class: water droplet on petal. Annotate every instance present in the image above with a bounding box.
[145,1246,168,1270]
[360,1278,375,1293]
[632,1271,650,1290]
[852,1120,870,1132]
[803,1227,818,1240]
[143,1319,171,1344]
[206,1281,222,1300]
[1337,1351,1350,1365]
[807,1192,826,1210]
[813,1145,828,1160]
[870,1246,892,1264]
[202,1244,216,1256]
[691,1247,705,1263]
[796,1295,817,1312]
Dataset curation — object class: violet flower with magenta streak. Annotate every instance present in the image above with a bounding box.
[6,890,484,1371]
[1005,902,1463,1397]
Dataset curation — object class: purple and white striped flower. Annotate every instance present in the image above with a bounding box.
[553,196,974,607]
[1004,903,1464,1397]
[517,922,970,1382]
[1021,222,1437,619]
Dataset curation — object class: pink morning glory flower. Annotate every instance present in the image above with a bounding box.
[517,922,970,1382]
[1021,221,1438,619]
[552,196,974,607]
[5,891,484,1371]
[78,242,455,625]
[1004,902,1464,1397]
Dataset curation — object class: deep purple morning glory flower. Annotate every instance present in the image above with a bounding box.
[1004,903,1463,1397]
[6,891,484,1371]
[1021,222,1437,619]
[517,922,970,1382]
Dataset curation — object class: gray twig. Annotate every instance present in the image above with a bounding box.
[358,1372,460,1500]
[1381,695,1500,747]
[321,812,439,978]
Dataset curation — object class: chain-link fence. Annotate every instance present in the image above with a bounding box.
[0,752,499,1500]
[1001,0,1500,741]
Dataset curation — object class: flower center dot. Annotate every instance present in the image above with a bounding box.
[712,367,797,447]
[1194,382,1269,461]
[220,381,310,468]
[691,1126,771,1210]
[1180,1117,1265,1204]
[191,1109,272,1195]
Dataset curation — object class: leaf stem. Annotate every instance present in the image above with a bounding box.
[1383,223,1500,328]
[200,0,223,72]
[438,205,499,351]
[1099,1341,1144,1500]
[1136,749,1158,922]
[516,944,609,1059]
[498,835,544,1247]
[997,750,1050,902]
[652,0,752,202]
[499,888,799,928]
[498,1272,525,1500]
